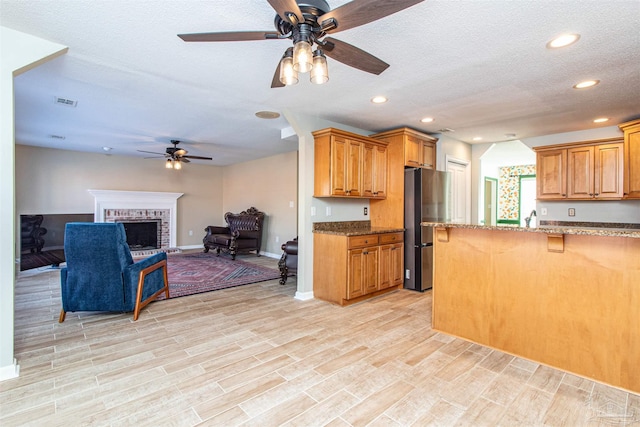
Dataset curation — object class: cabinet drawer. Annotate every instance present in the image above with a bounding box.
[379,232,403,244]
[348,234,379,249]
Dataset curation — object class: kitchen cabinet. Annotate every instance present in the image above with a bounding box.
[619,119,640,199]
[535,138,623,200]
[313,231,404,306]
[372,127,437,169]
[314,128,388,199]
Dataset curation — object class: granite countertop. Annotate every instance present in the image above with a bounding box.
[313,220,404,236]
[420,221,640,239]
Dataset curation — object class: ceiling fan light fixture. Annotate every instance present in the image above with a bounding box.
[173,160,182,170]
[165,159,173,169]
[293,40,313,73]
[310,50,329,84]
[279,48,299,86]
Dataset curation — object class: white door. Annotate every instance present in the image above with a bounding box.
[447,157,470,223]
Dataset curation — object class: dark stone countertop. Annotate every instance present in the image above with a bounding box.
[313,220,404,236]
[420,221,640,239]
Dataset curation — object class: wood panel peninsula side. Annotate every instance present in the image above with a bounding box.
[426,222,640,393]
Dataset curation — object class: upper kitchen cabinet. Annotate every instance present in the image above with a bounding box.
[313,128,388,199]
[619,119,640,199]
[534,138,624,200]
[371,127,437,169]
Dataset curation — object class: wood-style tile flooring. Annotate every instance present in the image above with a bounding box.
[2,254,639,426]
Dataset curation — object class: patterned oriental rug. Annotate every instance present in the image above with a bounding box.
[158,252,281,300]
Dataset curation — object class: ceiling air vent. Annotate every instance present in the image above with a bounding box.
[438,128,455,133]
[54,96,78,107]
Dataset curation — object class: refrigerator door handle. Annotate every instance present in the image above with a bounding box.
[416,242,433,248]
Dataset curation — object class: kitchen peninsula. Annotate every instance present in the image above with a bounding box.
[426,221,640,393]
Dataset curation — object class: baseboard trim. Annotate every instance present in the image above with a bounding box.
[294,290,314,301]
[0,359,20,382]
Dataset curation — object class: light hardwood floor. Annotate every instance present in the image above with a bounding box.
[2,254,639,426]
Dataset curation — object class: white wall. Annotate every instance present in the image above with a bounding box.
[1,26,68,381]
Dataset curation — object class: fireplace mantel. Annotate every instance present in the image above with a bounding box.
[88,190,183,248]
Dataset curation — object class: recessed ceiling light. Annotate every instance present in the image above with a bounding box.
[49,134,66,140]
[472,137,483,141]
[420,117,435,123]
[593,117,610,123]
[546,33,580,49]
[102,146,112,151]
[255,111,280,119]
[371,96,388,104]
[573,80,600,89]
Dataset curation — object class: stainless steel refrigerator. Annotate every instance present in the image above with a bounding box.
[404,168,451,291]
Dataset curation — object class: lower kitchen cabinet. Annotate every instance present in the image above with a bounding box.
[314,231,404,306]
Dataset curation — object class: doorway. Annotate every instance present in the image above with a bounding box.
[484,177,498,226]
[446,156,471,223]
[519,175,537,227]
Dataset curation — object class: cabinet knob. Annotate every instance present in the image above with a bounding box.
[595,193,599,196]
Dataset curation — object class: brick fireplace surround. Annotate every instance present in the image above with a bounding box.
[88,190,183,249]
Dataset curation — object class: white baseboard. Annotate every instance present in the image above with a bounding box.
[294,290,314,301]
[0,359,20,382]
[177,245,280,260]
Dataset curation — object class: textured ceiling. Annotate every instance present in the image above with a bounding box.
[2,0,640,165]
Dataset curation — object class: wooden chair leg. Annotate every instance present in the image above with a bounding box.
[59,309,66,323]
[134,259,169,321]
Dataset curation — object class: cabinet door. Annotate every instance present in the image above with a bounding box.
[363,246,379,295]
[405,136,421,167]
[378,244,392,290]
[537,149,567,199]
[390,243,404,286]
[346,139,362,196]
[624,126,640,198]
[421,141,435,169]
[330,136,348,196]
[373,145,388,198]
[347,248,364,299]
[595,143,624,199]
[361,143,375,198]
[567,146,594,199]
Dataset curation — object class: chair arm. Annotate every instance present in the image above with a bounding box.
[124,252,168,305]
[205,226,231,236]
[282,240,298,255]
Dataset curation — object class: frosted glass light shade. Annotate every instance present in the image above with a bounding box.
[310,51,328,84]
[165,159,173,169]
[174,161,182,170]
[279,55,299,86]
[293,40,313,73]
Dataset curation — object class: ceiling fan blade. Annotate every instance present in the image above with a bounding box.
[271,60,285,88]
[267,0,304,25]
[180,158,191,163]
[137,150,167,156]
[318,0,424,34]
[322,37,389,75]
[178,31,280,42]
[183,155,213,160]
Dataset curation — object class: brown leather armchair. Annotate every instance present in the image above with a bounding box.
[203,207,265,260]
[278,237,297,285]
[21,215,47,253]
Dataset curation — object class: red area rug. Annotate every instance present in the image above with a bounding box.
[157,252,280,300]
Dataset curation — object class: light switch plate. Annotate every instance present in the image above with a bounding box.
[568,208,576,216]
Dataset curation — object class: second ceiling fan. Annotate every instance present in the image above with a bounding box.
[178,0,424,87]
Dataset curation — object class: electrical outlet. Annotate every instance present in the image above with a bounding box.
[275,236,279,243]
[189,230,193,236]
[364,207,368,215]
[326,206,332,216]
[568,208,576,217]
[405,269,410,279]
[289,201,294,208]
[311,206,316,216]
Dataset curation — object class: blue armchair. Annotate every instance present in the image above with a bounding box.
[59,222,169,322]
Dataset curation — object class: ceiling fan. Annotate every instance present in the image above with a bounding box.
[178,0,424,87]
[138,140,213,169]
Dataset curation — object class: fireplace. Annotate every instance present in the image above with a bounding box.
[88,190,183,250]
[119,220,160,250]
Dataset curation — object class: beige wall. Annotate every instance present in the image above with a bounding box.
[222,150,298,256]
[15,145,299,255]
